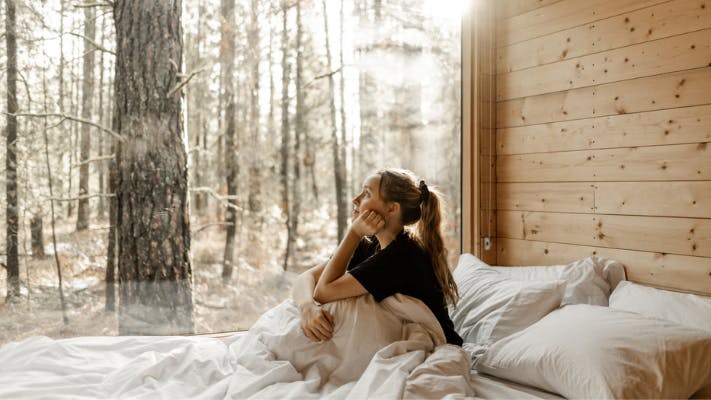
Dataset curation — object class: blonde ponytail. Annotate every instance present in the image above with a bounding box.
[376,169,459,305]
[417,186,459,305]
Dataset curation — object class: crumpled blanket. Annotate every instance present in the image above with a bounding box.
[0,294,475,399]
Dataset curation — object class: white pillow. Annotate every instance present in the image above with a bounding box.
[610,281,711,332]
[477,304,711,399]
[451,255,565,346]
[462,253,626,306]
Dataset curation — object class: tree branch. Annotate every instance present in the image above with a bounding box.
[46,193,115,202]
[72,154,115,168]
[73,1,113,8]
[314,65,344,80]
[190,186,243,211]
[68,32,115,55]
[192,221,234,234]
[7,112,126,142]
[167,65,210,98]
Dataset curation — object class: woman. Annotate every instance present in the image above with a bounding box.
[292,168,462,346]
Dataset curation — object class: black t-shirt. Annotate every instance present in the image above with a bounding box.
[347,231,463,346]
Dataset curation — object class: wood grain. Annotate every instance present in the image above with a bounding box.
[498,28,711,100]
[496,238,711,295]
[497,0,711,73]
[497,104,711,155]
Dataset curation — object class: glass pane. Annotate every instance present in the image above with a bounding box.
[0,0,461,343]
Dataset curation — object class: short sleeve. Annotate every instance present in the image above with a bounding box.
[347,237,374,271]
[348,250,404,302]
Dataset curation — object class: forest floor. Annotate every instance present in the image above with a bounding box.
[0,207,337,346]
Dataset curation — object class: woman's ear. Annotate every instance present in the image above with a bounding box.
[387,201,400,217]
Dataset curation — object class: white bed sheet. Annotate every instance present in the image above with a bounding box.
[470,371,564,400]
[0,294,475,399]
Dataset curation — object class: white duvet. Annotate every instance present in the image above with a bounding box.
[0,294,475,399]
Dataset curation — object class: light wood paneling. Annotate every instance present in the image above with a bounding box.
[497,142,711,182]
[497,68,711,128]
[498,210,711,257]
[497,104,711,155]
[497,0,563,19]
[497,181,711,218]
[497,0,669,47]
[463,0,497,264]
[498,28,711,100]
[595,181,711,218]
[498,0,711,73]
[490,0,711,295]
[497,182,595,213]
[497,238,711,295]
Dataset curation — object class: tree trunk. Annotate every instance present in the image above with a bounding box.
[221,0,238,283]
[42,73,70,325]
[291,0,305,267]
[105,148,117,312]
[338,0,348,204]
[77,5,96,231]
[247,0,261,214]
[280,1,292,271]
[321,0,348,242]
[5,0,20,302]
[31,215,45,259]
[113,0,194,335]
[97,13,107,219]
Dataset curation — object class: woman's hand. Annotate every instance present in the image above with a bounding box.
[299,302,335,342]
[350,210,385,238]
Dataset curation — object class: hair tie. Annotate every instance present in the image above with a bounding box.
[419,180,430,203]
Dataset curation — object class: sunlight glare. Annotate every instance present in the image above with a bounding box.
[423,0,472,20]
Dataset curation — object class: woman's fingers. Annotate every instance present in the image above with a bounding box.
[311,323,331,341]
[317,317,333,335]
[321,309,334,326]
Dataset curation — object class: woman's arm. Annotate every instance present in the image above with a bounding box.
[292,262,335,341]
[313,210,383,304]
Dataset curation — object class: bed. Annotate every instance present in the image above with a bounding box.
[1,254,710,399]
[453,253,711,399]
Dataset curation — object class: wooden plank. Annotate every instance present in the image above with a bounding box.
[498,210,711,257]
[498,0,711,73]
[497,104,711,155]
[496,238,711,295]
[497,142,711,182]
[498,210,593,242]
[497,182,595,212]
[497,0,669,47]
[497,181,711,218]
[497,68,711,128]
[595,181,711,218]
[498,28,711,100]
[497,0,564,19]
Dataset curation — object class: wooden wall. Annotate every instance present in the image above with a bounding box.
[492,0,711,295]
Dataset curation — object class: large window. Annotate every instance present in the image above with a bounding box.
[0,0,462,343]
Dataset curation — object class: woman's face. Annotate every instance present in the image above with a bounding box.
[351,175,389,221]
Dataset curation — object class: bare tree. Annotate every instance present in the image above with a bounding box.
[321,0,348,242]
[5,0,20,303]
[221,0,238,283]
[280,0,292,270]
[76,5,96,230]
[247,0,261,214]
[113,0,194,335]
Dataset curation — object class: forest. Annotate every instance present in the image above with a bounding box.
[0,0,461,344]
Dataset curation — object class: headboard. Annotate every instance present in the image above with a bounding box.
[470,0,711,296]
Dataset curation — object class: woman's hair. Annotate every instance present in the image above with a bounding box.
[376,168,459,305]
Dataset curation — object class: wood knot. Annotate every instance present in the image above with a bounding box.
[544,249,549,254]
